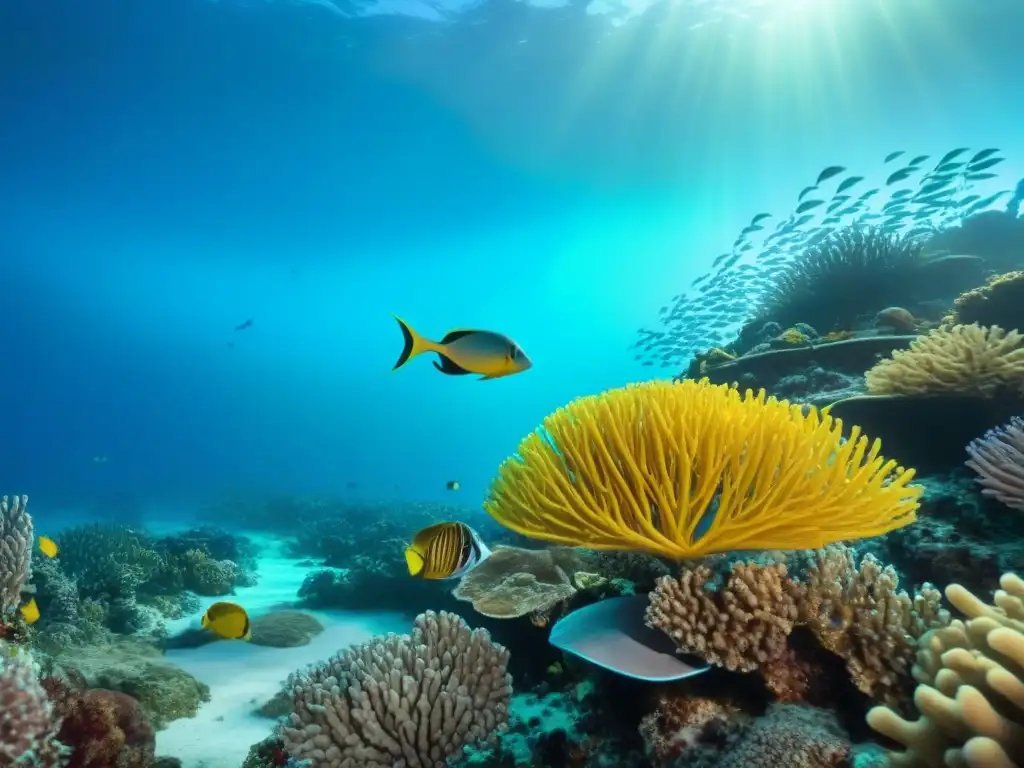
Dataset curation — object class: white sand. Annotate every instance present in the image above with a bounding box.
[155,540,407,767]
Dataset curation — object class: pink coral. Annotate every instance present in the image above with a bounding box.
[0,656,66,766]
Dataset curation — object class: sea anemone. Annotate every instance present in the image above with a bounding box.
[751,226,926,332]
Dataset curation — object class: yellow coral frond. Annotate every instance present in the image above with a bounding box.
[484,379,920,560]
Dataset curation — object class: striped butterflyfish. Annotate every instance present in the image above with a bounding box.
[404,521,491,580]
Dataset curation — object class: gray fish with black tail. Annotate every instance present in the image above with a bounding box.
[391,316,532,381]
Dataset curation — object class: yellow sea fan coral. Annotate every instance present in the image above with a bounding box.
[865,323,1024,398]
[483,379,921,560]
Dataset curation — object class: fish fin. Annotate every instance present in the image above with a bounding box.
[242,616,251,641]
[433,354,472,376]
[478,374,503,381]
[201,613,209,628]
[438,329,476,345]
[392,316,434,371]
[405,547,425,576]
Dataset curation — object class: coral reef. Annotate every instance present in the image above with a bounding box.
[866,572,1024,766]
[485,378,920,558]
[281,610,511,767]
[646,547,949,710]
[865,324,1024,397]
[0,654,66,766]
[947,270,1024,331]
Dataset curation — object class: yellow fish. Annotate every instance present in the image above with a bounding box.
[201,601,252,640]
[405,521,491,580]
[38,536,58,558]
[391,316,532,381]
[19,598,40,625]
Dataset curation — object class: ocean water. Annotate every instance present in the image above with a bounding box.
[2,0,1024,766]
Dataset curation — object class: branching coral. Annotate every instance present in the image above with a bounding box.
[280,610,512,767]
[800,547,948,707]
[453,546,577,622]
[866,572,1024,767]
[484,378,921,560]
[0,495,32,618]
[750,226,927,332]
[645,561,800,672]
[646,547,949,709]
[865,324,1024,397]
[965,416,1024,511]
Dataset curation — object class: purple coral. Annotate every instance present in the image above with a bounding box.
[965,416,1024,510]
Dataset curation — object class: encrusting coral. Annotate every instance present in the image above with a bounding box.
[965,416,1024,511]
[865,324,1024,398]
[484,378,921,559]
[866,572,1024,767]
[452,546,577,622]
[280,610,512,767]
[947,270,1024,331]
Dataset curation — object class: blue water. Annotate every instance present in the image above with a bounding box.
[1,0,1022,511]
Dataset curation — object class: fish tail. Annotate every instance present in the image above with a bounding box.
[392,316,434,371]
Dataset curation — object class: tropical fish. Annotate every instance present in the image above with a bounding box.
[815,165,845,185]
[234,319,253,332]
[19,598,40,625]
[446,480,460,491]
[884,151,905,163]
[201,601,252,640]
[404,521,491,580]
[38,536,58,558]
[391,317,531,381]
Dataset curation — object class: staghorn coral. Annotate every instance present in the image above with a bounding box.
[0,495,33,618]
[866,572,1024,767]
[965,416,1024,511]
[453,546,577,621]
[0,654,67,766]
[865,323,1024,397]
[484,378,921,559]
[280,610,511,767]
[948,270,1024,331]
[645,561,801,673]
[800,546,949,708]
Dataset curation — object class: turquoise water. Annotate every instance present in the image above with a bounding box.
[2,0,1020,506]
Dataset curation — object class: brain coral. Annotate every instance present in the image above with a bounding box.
[484,379,920,559]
